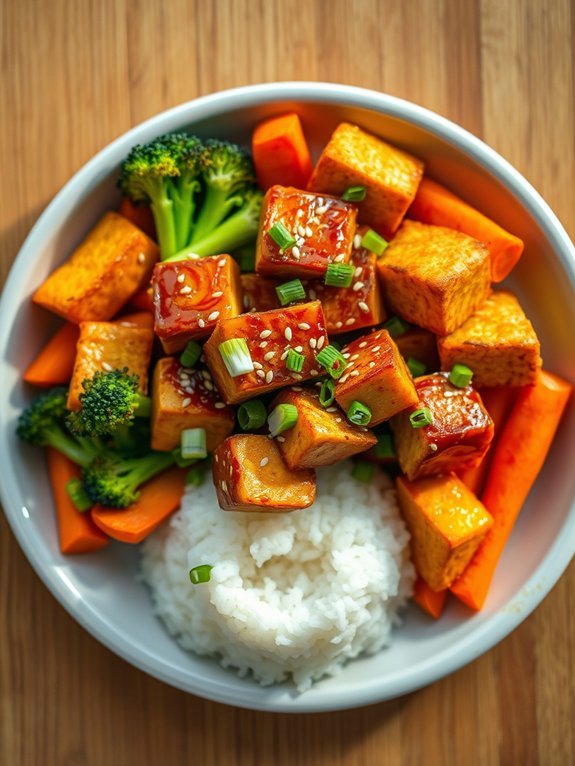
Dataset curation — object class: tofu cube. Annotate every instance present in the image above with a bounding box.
[67,321,153,410]
[394,325,440,373]
[203,301,329,404]
[255,185,356,278]
[307,122,424,239]
[212,435,316,513]
[240,273,280,313]
[377,221,491,335]
[270,387,377,469]
[335,329,418,426]
[437,290,542,387]
[396,475,493,591]
[150,358,234,452]
[33,212,158,323]
[153,254,242,353]
[390,373,494,480]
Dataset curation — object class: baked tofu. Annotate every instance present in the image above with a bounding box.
[255,185,356,278]
[212,435,316,513]
[394,326,440,373]
[396,475,493,591]
[390,373,494,480]
[307,122,424,239]
[203,301,329,404]
[153,254,242,353]
[240,273,280,313]
[151,358,234,452]
[335,329,418,426]
[270,387,377,469]
[377,221,491,335]
[67,321,153,411]
[437,291,542,387]
[33,212,158,323]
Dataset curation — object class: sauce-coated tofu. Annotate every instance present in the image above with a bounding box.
[203,301,329,404]
[396,475,493,591]
[212,435,316,513]
[153,254,242,353]
[390,373,494,480]
[394,326,440,373]
[255,185,356,278]
[150,358,234,452]
[437,290,542,387]
[307,122,424,239]
[270,387,377,469]
[67,321,153,411]
[377,221,491,335]
[240,273,280,313]
[33,212,158,323]
[335,329,418,426]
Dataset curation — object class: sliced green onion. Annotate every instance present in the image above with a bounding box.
[407,357,427,378]
[374,432,396,459]
[383,315,410,338]
[352,460,375,482]
[286,349,305,373]
[181,428,207,460]
[347,400,372,426]
[360,228,388,256]
[449,363,474,388]
[185,464,206,486]
[316,345,347,379]
[410,408,433,428]
[319,378,336,407]
[268,403,298,437]
[275,279,306,306]
[324,262,354,287]
[268,221,296,250]
[218,338,254,377]
[135,394,151,418]
[180,340,202,369]
[342,185,367,202]
[189,565,213,584]
[172,447,197,467]
[65,478,92,512]
[237,399,267,430]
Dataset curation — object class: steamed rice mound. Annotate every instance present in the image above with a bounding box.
[141,462,415,691]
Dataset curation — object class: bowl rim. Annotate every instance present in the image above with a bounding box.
[1,81,574,713]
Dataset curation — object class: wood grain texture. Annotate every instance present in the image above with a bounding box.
[1,0,574,763]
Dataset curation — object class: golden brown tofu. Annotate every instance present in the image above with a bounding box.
[240,273,280,313]
[390,373,494,480]
[394,326,440,373]
[437,290,542,387]
[67,321,153,411]
[33,212,158,323]
[335,329,418,426]
[270,387,377,469]
[307,122,424,239]
[377,220,491,335]
[212,435,316,513]
[150,358,234,452]
[396,475,493,591]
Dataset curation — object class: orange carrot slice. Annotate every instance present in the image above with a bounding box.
[24,322,80,387]
[252,113,313,190]
[412,577,448,619]
[118,198,156,240]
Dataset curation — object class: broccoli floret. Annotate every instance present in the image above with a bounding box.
[17,387,102,468]
[82,450,175,508]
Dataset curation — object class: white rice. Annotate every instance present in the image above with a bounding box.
[141,461,415,692]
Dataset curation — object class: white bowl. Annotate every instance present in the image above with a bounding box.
[1,83,574,713]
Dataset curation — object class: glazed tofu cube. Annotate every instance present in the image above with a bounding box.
[396,475,493,591]
[203,301,329,404]
[377,221,491,335]
[150,358,234,452]
[437,291,542,387]
[390,373,494,480]
[33,212,158,323]
[307,122,424,239]
[335,329,418,426]
[240,273,280,313]
[255,185,356,278]
[270,387,377,469]
[67,321,153,411]
[153,254,242,353]
[213,435,316,513]
[394,326,440,373]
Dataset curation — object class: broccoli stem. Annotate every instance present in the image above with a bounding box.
[170,176,200,251]
[165,204,259,261]
[136,394,151,418]
[122,451,176,494]
[46,428,100,468]
[151,195,178,259]
[189,186,240,246]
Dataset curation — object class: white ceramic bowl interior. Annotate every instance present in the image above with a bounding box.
[1,83,574,713]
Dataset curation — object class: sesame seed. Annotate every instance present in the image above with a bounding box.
[260,329,272,339]
[280,349,289,361]
[316,204,328,214]
[253,361,263,369]
[305,226,313,238]
[214,402,226,409]
[345,362,354,370]
[260,457,269,467]
[358,301,370,313]
[372,345,381,352]
[182,397,192,407]
[277,435,286,442]
[358,341,367,348]
[354,266,362,278]
[137,252,146,264]
[298,322,311,330]
[256,369,265,378]
[265,370,274,383]
[335,321,343,329]
[353,234,362,249]
[179,285,192,295]
[198,318,205,328]
[221,480,227,491]
[204,381,214,391]
[218,258,227,267]
[350,353,359,360]
[430,444,438,452]
[345,318,356,326]
[309,338,317,349]
[177,273,186,283]
[263,351,275,362]
[290,372,303,380]
[291,386,303,391]
[284,327,293,341]
[212,291,223,298]
[369,361,376,368]
[291,246,301,259]
[342,352,351,359]
[352,281,365,292]
[207,311,220,322]
[335,417,342,423]
[202,370,211,379]
[339,374,349,384]
[310,369,319,376]
[294,345,303,353]
[259,341,268,348]
[297,225,306,237]
[326,407,337,413]
[350,370,360,377]
[102,362,112,372]
[296,209,304,218]
[334,254,346,263]
[317,335,326,350]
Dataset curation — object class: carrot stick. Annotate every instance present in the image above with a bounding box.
[24,322,80,387]
[408,178,524,282]
[114,311,154,329]
[451,371,572,610]
[46,448,110,554]
[91,467,186,544]
[118,198,156,240]
[252,113,313,191]
[412,577,448,619]
[128,285,154,313]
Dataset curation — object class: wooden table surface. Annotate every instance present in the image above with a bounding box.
[1,1,574,764]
